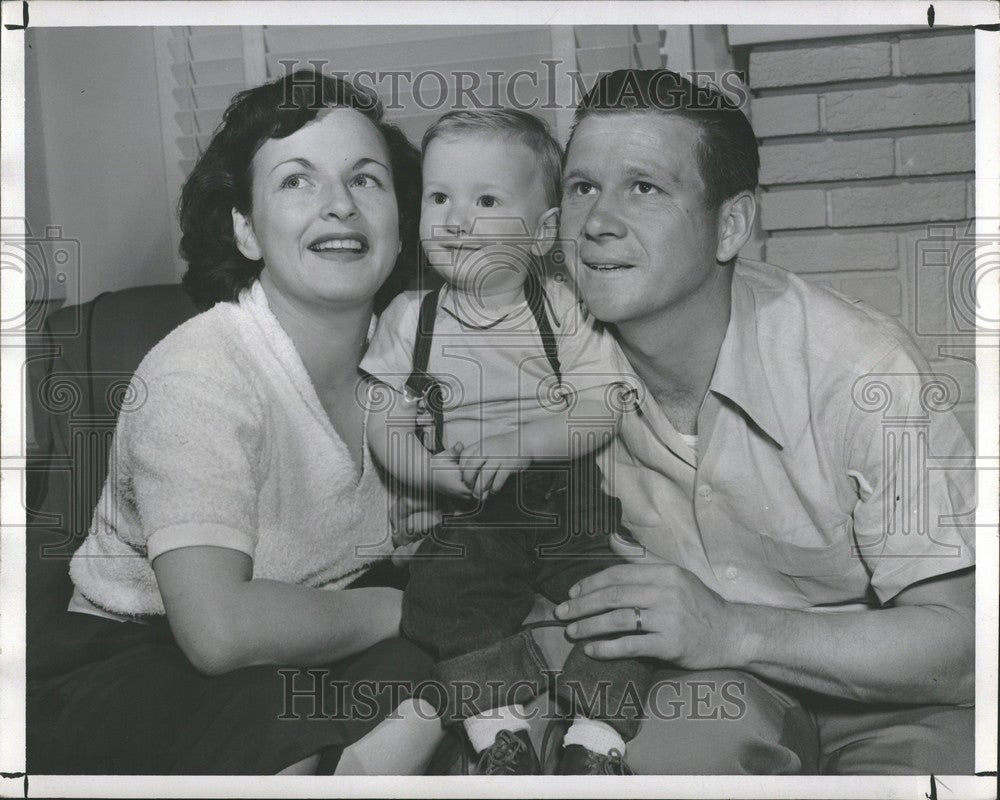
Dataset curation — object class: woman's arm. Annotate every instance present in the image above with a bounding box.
[153,545,404,676]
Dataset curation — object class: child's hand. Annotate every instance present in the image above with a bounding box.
[429,441,475,500]
[459,434,533,499]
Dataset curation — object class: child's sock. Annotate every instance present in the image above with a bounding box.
[463,704,530,752]
[563,718,626,756]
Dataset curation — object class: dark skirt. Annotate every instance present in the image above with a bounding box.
[26,562,434,775]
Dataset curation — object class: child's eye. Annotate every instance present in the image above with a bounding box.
[477,195,499,208]
[633,181,660,195]
[280,174,312,190]
[351,173,383,189]
[429,192,448,205]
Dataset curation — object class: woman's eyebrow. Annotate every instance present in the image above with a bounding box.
[269,157,315,175]
[353,157,390,172]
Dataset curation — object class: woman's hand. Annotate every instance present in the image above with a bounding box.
[388,471,448,568]
[388,486,443,549]
[553,534,745,670]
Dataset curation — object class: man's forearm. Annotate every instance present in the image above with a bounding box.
[731,600,975,705]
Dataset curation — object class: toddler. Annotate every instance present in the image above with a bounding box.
[361,109,650,775]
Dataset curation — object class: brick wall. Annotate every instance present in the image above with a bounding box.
[746,28,976,440]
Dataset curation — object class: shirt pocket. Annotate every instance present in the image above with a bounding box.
[757,523,867,605]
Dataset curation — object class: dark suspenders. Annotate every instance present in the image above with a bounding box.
[403,272,562,455]
[404,284,446,454]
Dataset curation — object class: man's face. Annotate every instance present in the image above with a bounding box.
[560,113,723,327]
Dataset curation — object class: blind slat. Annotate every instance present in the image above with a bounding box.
[188,32,244,62]
[168,26,661,169]
[263,25,552,53]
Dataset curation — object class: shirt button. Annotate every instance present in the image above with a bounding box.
[697,484,712,500]
[725,566,739,581]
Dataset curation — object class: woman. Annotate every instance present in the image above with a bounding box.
[27,70,443,775]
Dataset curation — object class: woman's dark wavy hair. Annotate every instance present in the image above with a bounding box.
[179,69,421,312]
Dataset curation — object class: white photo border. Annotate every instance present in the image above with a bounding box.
[2,2,997,797]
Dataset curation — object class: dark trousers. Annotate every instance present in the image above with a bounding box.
[27,563,432,775]
[401,459,652,740]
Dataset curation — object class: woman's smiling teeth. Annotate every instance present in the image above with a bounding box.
[587,262,632,271]
[309,238,367,253]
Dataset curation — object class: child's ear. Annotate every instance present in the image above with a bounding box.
[232,208,263,261]
[531,207,561,258]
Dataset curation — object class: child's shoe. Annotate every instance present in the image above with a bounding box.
[475,729,540,775]
[555,744,635,775]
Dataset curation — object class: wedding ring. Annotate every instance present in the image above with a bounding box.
[633,606,643,633]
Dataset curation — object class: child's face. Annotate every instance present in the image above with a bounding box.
[421,134,555,289]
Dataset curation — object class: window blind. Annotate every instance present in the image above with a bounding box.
[162,25,663,177]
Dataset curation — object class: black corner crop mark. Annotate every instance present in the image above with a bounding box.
[3,1,29,29]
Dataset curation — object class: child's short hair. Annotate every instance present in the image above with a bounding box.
[421,109,563,208]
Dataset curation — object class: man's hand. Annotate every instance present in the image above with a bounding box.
[458,433,532,499]
[554,533,744,669]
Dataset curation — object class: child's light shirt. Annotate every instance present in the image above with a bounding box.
[360,278,636,454]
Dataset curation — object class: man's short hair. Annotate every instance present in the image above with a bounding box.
[568,69,759,210]
[422,109,563,208]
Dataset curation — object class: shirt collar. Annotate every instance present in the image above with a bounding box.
[706,260,786,449]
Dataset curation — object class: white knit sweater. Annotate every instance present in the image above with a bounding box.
[69,281,392,618]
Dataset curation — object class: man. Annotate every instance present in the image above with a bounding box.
[549,69,976,775]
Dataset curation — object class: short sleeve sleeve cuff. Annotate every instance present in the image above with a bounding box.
[147,523,256,563]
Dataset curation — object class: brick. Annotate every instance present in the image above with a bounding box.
[759,138,893,184]
[759,188,826,230]
[824,83,969,132]
[750,41,891,88]
[898,221,981,335]
[898,32,975,76]
[966,180,975,218]
[839,274,903,316]
[751,94,820,137]
[829,180,967,227]
[766,230,898,273]
[896,131,974,176]
[902,224,970,346]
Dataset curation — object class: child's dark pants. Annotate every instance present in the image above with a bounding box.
[401,458,652,740]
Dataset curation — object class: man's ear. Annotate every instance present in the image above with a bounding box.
[232,208,262,261]
[715,192,757,263]
[531,206,561,258]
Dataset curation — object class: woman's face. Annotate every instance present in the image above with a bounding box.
[233,108,401,310]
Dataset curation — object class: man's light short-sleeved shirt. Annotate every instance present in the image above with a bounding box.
[601,259,975,610]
